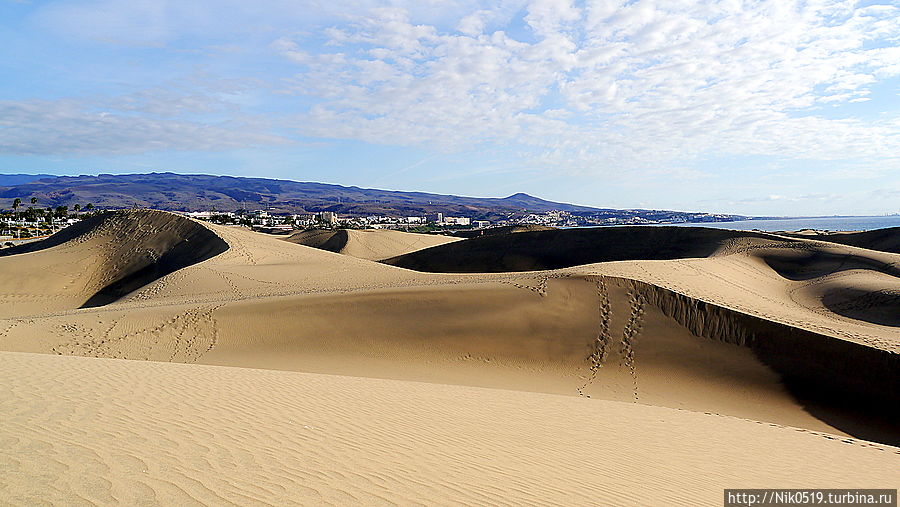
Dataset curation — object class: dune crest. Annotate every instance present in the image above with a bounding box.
[382,226,777,272]
[282,228,459,261]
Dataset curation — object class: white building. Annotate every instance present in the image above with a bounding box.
[319,211,337,225]
[424,212,443,224]
[185,211,215,220]
[444,217,470,226]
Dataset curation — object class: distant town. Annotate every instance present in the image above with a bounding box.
[182,208,741,234]
[0,197,743,246]
[0,198,91,246]
[171,208,741,234]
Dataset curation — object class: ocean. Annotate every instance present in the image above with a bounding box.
[672,215,900,232]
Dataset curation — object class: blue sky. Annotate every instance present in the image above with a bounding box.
[1,0,899,216]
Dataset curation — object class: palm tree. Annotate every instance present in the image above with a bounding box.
[28,197,38,227]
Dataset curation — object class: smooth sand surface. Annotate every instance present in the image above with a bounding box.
[3,351,897,506]
[1,210,897,504]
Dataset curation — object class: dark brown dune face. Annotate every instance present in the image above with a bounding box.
[82,211,229,307]
[1,210,228,308]
[452,224,556,239]
[624,277,900,445]
[383,226,776,272]
[282,229,350,254]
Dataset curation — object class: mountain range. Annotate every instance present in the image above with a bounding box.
[0,172,741,222]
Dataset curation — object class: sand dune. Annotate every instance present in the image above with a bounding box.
[1,211,897,504]
[0,210,226,317]
[453,223,556,238]
[282,228,459,260]
[383,225,777,272]
[784,226,900,254]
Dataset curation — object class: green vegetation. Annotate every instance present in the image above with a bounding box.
[2,196,91,242]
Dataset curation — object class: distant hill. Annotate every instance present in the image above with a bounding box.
[0,172,609,218]
[0,174,57,186]
[0,172,745,224]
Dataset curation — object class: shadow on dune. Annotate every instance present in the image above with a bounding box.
[760,249,900,281]
[820,287,900,327]
[81,234,229,308]
[630,278,900,446]
[452,224,556,239]
[282,229,350,254]
[1,210,229,307]
[383,226,776,272]
[785,227,900,254]
[80,211,229,307]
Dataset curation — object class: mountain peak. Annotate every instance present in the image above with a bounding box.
[504,192,538,200]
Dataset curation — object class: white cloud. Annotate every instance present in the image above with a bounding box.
[0,98,289,155]
[271,0,900,175]
[13,0,900,184]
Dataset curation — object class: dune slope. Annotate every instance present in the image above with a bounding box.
[383,226,776,272]
[784,226,900,254]
[453,223,556,238]
[283,228,459,261]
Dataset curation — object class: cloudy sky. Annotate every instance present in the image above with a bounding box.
[2,0,899,215]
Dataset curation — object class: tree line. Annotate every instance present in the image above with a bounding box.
[7,197,95,222]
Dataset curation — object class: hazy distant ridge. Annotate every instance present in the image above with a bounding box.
[0,173,742,223]
[0,174,57,187]
[0,173,609,217]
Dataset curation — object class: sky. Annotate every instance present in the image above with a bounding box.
[1,0,899,216]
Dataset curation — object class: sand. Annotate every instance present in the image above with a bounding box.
[0,210,897,505]
[3,351,897,506]
[782,226,900,254]
[282,228,459,260]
